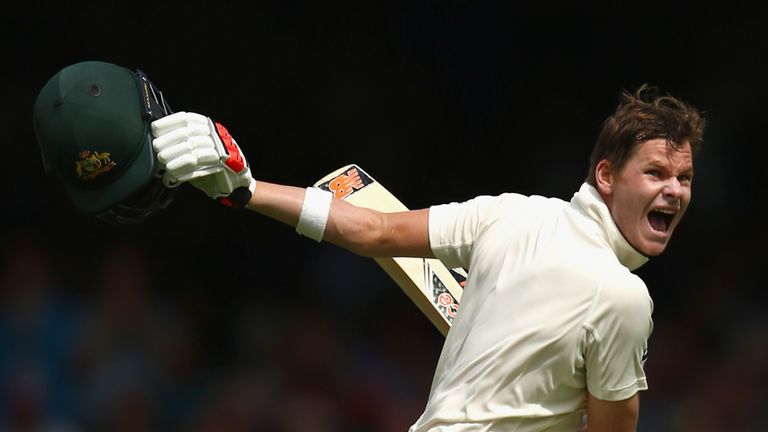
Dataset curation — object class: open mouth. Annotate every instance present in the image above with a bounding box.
[648,209,675,233]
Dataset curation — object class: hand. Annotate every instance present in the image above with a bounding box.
[151,112,256,208]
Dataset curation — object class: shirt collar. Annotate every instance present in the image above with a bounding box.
[571,182,648,271]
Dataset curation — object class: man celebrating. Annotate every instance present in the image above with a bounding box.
[149,85,703,431]
[35,62,704,430]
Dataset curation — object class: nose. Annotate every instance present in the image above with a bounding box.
[663,178,683,200]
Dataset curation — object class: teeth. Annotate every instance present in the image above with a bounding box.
[654,209,676,215]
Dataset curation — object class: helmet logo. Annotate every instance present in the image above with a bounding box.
[75,150,116,181]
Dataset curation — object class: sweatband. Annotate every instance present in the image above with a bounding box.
[296,187,333,242]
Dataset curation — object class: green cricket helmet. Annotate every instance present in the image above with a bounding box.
[33,60,175,224]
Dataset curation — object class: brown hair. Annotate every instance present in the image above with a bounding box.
[586,84,706,186]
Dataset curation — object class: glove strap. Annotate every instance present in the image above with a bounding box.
[218,179,256,209]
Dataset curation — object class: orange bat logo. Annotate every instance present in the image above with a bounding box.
[328,168,365,199]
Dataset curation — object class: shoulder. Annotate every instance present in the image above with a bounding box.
[600,271,652,313]
[432,192,567,221]
[588,270,653,338]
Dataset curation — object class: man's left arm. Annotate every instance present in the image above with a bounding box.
[246,180,434,258]
[151,111,435,259]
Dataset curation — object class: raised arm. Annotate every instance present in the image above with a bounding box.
[247,181,434,258]
[150,112,433,259]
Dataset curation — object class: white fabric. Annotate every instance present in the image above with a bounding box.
[152,112,214,182]
[296,187,333,242]
[151,112,256,199]
[410,183,652,432]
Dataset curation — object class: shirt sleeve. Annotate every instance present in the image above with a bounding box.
[428,193,538,269]
[583,272,654,401]
[427,194,506,270]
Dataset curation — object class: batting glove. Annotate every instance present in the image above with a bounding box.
[151,112,256,208]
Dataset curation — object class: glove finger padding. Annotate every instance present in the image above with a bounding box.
[175,166,224,183]
[153,123,211,154]
[151,112,209,139]
[165,149,221,176]
[150,112,256,208]
[158,135,216,166]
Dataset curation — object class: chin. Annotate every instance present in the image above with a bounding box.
[639,242,668,257]
[644,248,666,257]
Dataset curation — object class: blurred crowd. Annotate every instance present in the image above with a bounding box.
[0,229,440,432]
[1,217,766,432]
[634,222,768,432]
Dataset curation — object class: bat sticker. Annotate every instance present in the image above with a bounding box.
[317,165,373,200]
[425,261,460,323]
[449,268,468,287]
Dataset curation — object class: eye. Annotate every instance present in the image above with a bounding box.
[678,174,692,183]
[646,169,661,177]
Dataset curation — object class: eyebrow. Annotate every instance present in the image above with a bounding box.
[644,157,694,176]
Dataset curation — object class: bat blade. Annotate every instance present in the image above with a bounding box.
[314,164,465,336]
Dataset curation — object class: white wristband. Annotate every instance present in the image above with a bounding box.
[296,187,333,242]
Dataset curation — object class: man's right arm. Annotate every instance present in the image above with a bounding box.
[585,393,639,432]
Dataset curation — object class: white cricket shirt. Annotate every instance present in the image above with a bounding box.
[410,183,653,432]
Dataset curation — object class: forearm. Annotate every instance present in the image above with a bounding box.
[246,181,433,258]
[246,180,306,227]
[245,180,389,256]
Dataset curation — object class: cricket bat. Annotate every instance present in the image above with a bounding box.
[314,164,466,337]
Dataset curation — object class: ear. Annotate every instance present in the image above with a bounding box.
[595,159,614,196]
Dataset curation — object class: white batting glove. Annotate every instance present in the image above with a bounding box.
[151,112,256,208]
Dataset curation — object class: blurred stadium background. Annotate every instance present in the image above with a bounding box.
[1,1,766,430]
